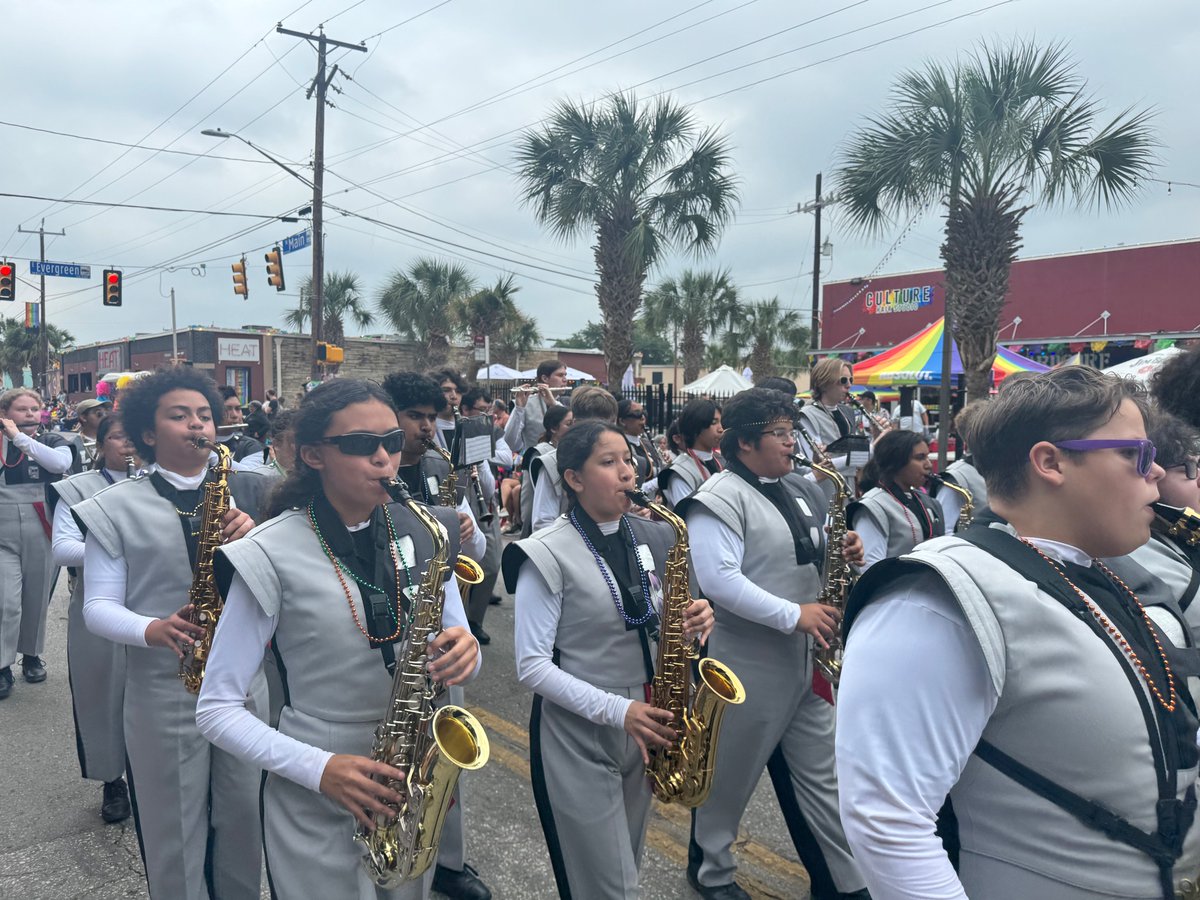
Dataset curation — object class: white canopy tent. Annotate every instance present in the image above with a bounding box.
[475,363,523,380]
[682,365,754,395]
[1102,347,1184,384]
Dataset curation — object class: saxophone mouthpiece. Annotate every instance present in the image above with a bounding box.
[380,478,412,503]
[625,489,650,507]
[189,435,218,452]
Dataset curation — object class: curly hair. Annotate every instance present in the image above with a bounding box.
[718,388,795,460]
[1144,406,1200,470]
[118,368,222,464]
[1152,344,1200,429]
[382,371,447,413]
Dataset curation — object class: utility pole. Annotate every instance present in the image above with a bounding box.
[796,175,837,353]
[276,24,366,379]
[17,219,66,395]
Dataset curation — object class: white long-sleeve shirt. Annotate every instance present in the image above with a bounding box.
[1,431,74,476]
[51,469,126,567]
[663,449,715,508]
[531,465,564,532]
[82,465,211,647]
[514,519,660,729]
[502,405,527,455]
[835,537,1090,900]
[196,551,479,794]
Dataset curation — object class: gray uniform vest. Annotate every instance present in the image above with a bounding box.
[1111,537,1200,637]
[946,458,988,508]
[851,486,944,558]
[51,469,111,516]
[216,502,461,724]
[507,515,673,688]
[0,431,73,503]
[682,470,824,649]
[520,393,552,451]
[661,453,709,506]
[798,402,859,447]
[859,531,1200,898]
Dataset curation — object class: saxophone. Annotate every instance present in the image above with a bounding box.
[428,442,485,593]
[930,474,974,532]
[357,478,491,886]
[792,453,855,686]
[625,489,746,807]
[179,437,232,694]
[1151,502,1200,548]
[846,394,892,435]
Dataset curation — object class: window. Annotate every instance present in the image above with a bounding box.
[651,371,663,384]
[67,374,79,393]
[226,367,251,403]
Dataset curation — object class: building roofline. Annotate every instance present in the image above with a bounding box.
[813,329,1200,356]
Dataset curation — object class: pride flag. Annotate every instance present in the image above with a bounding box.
[24,302,39,331]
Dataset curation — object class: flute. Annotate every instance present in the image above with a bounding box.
[511,385,572,394]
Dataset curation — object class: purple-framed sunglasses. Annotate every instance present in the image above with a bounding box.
[1053,439,1157,477]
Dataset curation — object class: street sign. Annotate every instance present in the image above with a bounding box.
[281,230,311,254]
[30,261,91,278]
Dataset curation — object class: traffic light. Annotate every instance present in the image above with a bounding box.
[0,261,14,302]
[102,269,122,307]
[316,342,344,364]
[265,247,285,292]
[231,257,248,298]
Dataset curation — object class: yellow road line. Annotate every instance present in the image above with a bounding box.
[471,705,810,891]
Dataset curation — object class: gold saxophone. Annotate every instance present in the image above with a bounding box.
[179,437,232,694]
[930,474,974,532]
[428,442,485,593]
[1152,502,1200,548]
[792,454,855,686]
[846,394,892,435]
[357,478,490,886]
[626,489,745,807]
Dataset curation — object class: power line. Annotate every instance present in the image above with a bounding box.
[0,191,302,220]
[361,0,458,41]
[0,120,278,164]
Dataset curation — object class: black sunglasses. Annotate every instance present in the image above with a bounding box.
[320,429,405,456]
[623,410,646,419]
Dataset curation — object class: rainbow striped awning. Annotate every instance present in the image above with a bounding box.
[851,317,1049,386]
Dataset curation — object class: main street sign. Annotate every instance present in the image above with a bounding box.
[281,230,311,254]
[30,261,91,278]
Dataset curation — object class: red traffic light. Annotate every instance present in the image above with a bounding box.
[102,268,123,307]
[0,264,12,277]
[106,271,120,285]
[0,261,14,302]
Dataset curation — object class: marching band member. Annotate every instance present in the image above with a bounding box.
[67,397,111,470]
[505,360,568,455]
[74,368,273,899]
[460,387,510,643]
[503,420,714,899]
[1152,342,1200,430]
[197,378,480,900]
[618,397,662,494]
[529,387,619,532]
[849,430,944,571]
[678,389,868,900]
[838,366,1200,900]
[49,414,135,823]
[0,387,76,699]
[381,370,488,900]
[516,405,573,537]
[217,385,267,464]
[658,399,724,509]
[797,359,863,469]
[933,400,989,527]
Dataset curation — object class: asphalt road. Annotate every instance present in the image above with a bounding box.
[0,548,812,900]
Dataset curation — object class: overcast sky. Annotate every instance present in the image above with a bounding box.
[2,0,1196,351]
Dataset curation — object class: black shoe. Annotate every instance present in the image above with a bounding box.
[432,862,491,900]
[0,667,12,700]
[21,655,46,683]
[469,624,491,646]
[687,864,750,900]
[488,595,503,606]
[101,779,131,823]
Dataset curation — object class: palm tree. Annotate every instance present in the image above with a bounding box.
[494,308,542,368]
[834,40,1155,402]
[516,92,739,386]
[455,274,519,347]
[641,269,739,384]
[0,318,74,388]
[286,271,375,354]
[733,299,809,381]
[377,258,476,371]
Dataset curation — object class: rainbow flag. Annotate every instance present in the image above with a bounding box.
[852,317,1049,386]
[24,302,39,331]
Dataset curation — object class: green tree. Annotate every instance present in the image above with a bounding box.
[516,92,739,386]
[0,318,74,389]
[286,271,375,358]
[494,308,542,366]
[641,268,739,383]
[834,40,1155,400]
[377,258,476,370]
[553,319,673,368]
[732,299,809,381]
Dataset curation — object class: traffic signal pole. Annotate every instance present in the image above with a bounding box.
[276,25,365,378]
[17,218,65,396]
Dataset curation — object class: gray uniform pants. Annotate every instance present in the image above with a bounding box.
[124,649,266,900]
[691,637,864,894]
[265,705,433,900]
[67,579,126,782]
[0,502,54,667]
[466,515,502,628]
[530,686,653,900]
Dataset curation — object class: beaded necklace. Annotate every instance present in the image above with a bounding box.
[1,435,24,468]
[568,507,655,627]
[308,500,416,643]
[1020,538,1176,713]
[885,483,933,545]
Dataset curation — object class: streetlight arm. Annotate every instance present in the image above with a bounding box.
[201,128,315,189]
